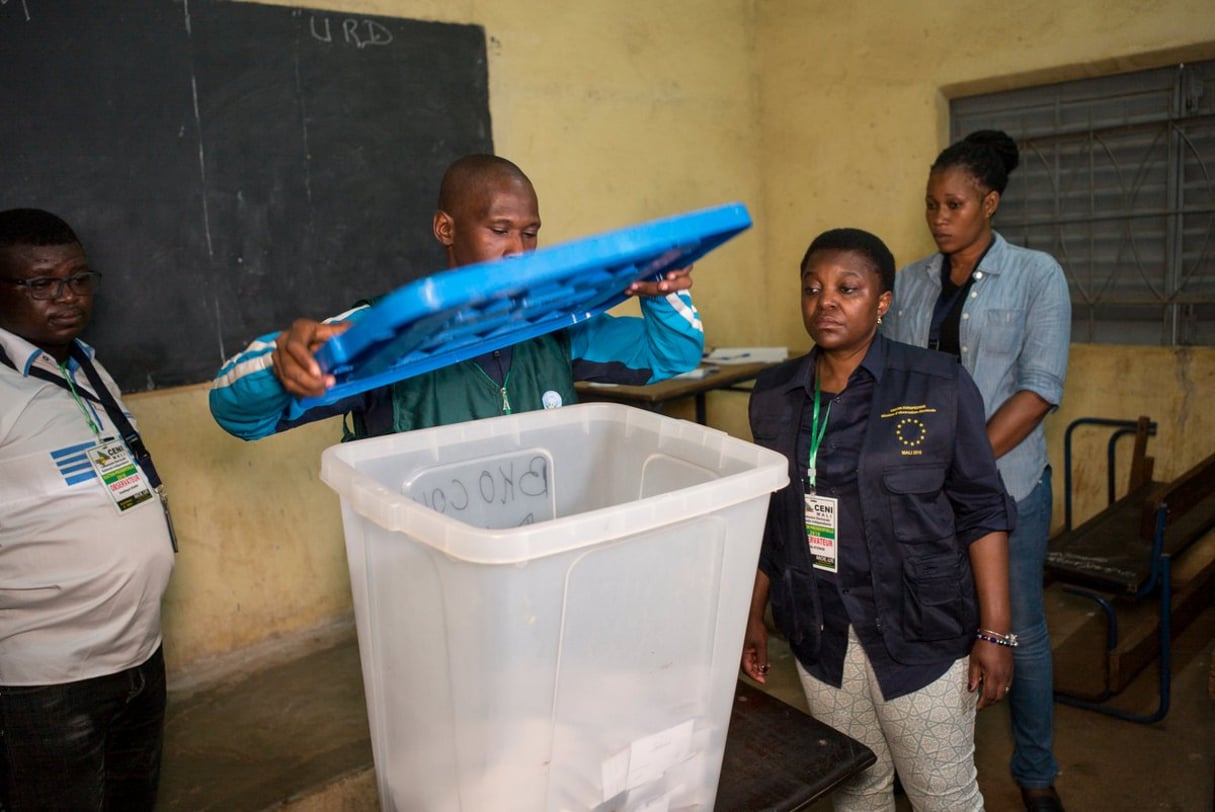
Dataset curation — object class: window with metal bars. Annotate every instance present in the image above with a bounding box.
[950,61,1215,346]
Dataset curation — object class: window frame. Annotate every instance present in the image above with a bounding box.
[950,60,1215,346]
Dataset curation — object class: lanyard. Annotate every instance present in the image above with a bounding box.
[0,347,102,436]
[58,363,103,437]
[0,343,177,552]
[0,344,162,490]
[806,372,831,494]
[68,346,163,488]
[473,363,513,415]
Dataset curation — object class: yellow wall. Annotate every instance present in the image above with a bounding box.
[1050,345,1215,525]
[754,0,1214,349]
[134,0,1214,673]
[130,386,350,668]
[751,0,1214,530]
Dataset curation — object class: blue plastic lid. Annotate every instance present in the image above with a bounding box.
[298,202,752,409]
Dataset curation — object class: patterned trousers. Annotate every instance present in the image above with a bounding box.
[796,627,983,812]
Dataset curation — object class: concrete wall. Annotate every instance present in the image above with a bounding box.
[1051,345,1215,525]
[749,0,1215,530]
[125,0,1214,674]
[752,0,1215,350]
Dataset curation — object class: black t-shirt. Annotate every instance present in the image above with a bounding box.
[930,257,975,359]
[929,240,994,359]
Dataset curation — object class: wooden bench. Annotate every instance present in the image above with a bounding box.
[1045,416,1215,723]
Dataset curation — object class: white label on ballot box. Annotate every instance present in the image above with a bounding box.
[401,449,556,528]
[601,719,694,802]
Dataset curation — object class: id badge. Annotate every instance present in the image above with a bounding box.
[86,439,155,512]
[804,492,839,573]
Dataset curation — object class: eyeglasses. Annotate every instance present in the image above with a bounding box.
[0,271,102,300]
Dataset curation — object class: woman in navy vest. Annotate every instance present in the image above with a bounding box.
[741,228,1015,811]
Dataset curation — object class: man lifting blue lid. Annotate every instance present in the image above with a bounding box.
[208,155,705,439]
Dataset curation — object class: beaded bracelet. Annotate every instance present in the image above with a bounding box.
[975,629,1019,648]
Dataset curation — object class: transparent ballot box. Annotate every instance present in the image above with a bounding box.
[321,403,787,811]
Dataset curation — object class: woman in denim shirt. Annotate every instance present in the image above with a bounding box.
[883,130,1071,812]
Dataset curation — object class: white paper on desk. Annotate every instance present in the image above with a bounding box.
[672,365,718,380]
[704,346,788,364]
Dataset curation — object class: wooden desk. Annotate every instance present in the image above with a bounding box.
[716,680,876,811]
[575,362,773,425]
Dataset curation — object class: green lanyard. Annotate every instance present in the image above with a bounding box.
[806,373,831,494]
[60,362,102,437]
[473,364,513,415]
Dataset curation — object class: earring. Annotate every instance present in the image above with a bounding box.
[877,314,884,325]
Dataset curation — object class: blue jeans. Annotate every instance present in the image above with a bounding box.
[0,646,165,811]
[1007,468,1058,789]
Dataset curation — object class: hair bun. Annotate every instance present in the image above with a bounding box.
[963,129,1020,175]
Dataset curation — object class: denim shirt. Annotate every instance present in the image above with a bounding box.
[883,231,1071,502]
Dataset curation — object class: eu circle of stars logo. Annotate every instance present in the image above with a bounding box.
[896,417,927,450]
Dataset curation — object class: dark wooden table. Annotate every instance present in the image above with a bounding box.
[575,361,774,424]
[716,680,876,811]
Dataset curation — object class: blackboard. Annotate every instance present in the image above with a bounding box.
[0,0,492,391]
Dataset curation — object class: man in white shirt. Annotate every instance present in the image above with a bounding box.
[0,209,175,810]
